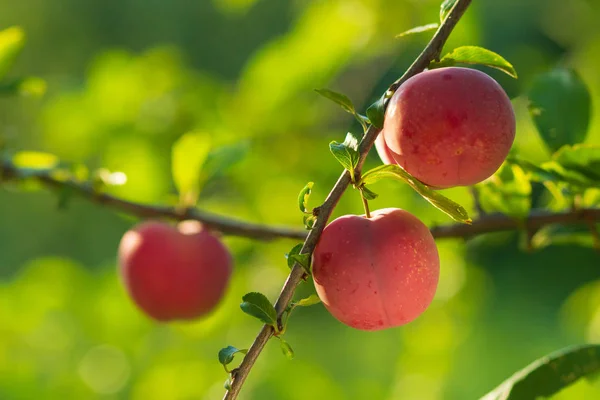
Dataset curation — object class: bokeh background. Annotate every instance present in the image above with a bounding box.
[1,0,600,399]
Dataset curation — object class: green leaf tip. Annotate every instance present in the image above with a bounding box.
[361,164,471,224]
[315,88,369,132]
[395,23,439,39]
[240,292,278,328]
[431,46,518,79]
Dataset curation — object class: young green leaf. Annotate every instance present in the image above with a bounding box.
[289,253,311,273]
[0,26,25,81]
[298,182,314,213]
[285,244,304,269]
[172,131,211,206]
[361,164,471,224]
[481,344,600,400]
[303,214,317,230]
[360,185,379,200]
[240,292,278,328]
[366,95,386,129]
[528,69,591,152]
[395,23,439,38]
[218,346,248,372]
[430,46,517,78]
[278,337,295,360]
[285,243,311,273]
[294,294,321,307]
[440,0,457,22]
[329,141,359,181]
[315,89,369,131]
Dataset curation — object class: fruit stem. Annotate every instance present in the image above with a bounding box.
[360,189,371,218]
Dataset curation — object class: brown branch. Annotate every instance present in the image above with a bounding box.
[4,158,596,245]
[430,208,600,238]
[0,159,306,241]
[222,1,473,398]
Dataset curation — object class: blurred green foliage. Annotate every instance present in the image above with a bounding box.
[1,0,600,399]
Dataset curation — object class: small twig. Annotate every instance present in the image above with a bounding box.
[470,186,486,216]
[0,160,305,241]
[222,1,473,398]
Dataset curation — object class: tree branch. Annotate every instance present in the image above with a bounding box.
[3,158,598,245]
[222,1,473,398]
[0,159,306,241]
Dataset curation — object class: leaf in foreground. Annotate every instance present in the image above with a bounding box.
[360,164,471,224]
[480,344,600,400]
[431,46,517,78]
[240,292,278,327]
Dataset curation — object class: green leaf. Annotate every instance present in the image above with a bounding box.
[303,214,316,230]
[430,46,517,78]
[294,294,321,307]
[477,163,531,218]
[361,164,471,224]
[481,344,600,400]
[0,26,25,81]
[218,346,248,372]
[553,144,600,185]
[440,0,457,22]
[172,131,211,206]
[329,141,359,180]
[314,88,355,114]
[395,23,439,38]
[528,68,591,152]
[360,185,379,200]
[240,292,278,327]
[315,89,368,131]
[298,182,314,213]
[366,95,386,129]
[285,244,304,269]
[285,243,311,273]
[224,377,232,391]
[278,337,295,360]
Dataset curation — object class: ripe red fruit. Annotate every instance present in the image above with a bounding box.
[312,208,439,331]
[118,220,232,322]
[378,67,516,188]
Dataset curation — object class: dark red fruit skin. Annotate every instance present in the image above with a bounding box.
[118,220,232,322]
[312,208,440,331]
[380,67,516,189]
